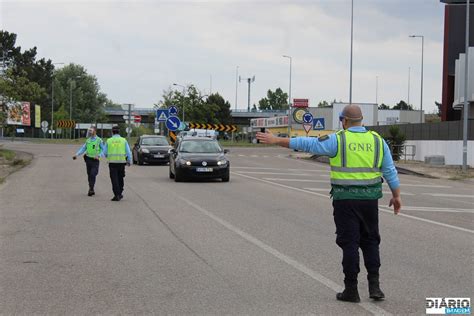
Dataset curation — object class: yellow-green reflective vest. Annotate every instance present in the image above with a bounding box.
[85,137,102,158]
[329,130,384,186]
[106,137,127,163]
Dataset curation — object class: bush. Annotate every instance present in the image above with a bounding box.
[383,126,406,161]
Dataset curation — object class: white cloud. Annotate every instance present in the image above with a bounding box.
[1,0,444,113]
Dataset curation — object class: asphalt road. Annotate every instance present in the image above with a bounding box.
[1,141,473,315]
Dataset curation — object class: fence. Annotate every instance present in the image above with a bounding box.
[366,119,474,141]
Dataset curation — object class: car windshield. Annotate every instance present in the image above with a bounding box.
[141,137,168,146]
[180,140,222,153]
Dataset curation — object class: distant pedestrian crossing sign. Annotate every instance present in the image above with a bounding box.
[313,118,325,130]
[156,109,169,122]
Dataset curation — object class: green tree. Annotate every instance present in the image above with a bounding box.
[383,126,406,161]
[52,63,108,123]
[1,30,54,122]
[378,103,390,110]
[435,101,442,117]
[317,100,331,108]
[156,85,232,125]
[258,88,288,110]
[392,100,413,111]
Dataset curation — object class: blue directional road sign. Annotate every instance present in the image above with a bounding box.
[156,109,169,122]
[166,116,181,131]
[303,112,314,124]
[313,118,325,130]
[169,106,178,116]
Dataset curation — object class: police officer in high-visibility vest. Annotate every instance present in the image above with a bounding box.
[72,126,105,196]
[103,126,132,201]
[256,104,401,303]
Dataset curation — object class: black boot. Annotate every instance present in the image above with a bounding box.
[88,188,95,196]
[336,279,360,303]
[368,273,385,301]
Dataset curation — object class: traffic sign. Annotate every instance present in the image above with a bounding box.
[303,112,313,124]
[313,118,325,130]
[166,116,181,131]
[292,108,307,124]
[126,127,132,133]
[188,123,237,132]
[303,123,312,134]
[41,127,48,133]
[57,120,75,128]
[293,98,309,108]
[41,120,48,128]
[156,109,169,122]
[122,115,130,119]
[134,115,141,123]
[169,106,178,116]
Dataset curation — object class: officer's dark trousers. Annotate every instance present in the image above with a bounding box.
[109,163,126,197]
[333,199,381,285]
[84,156,100,190]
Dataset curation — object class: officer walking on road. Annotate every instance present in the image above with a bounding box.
[256,104,402,303]
[72,126,105,196]
[103,126,131,201]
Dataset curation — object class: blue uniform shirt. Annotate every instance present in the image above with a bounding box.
[289,126,400,190]
[102,135,132,163]
[75,136,106,157]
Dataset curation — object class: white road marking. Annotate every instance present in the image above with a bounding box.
[237,171,313,176]
[423,193,474,198]
[305,188,416,196]
[232,166,328,173]
[383,183,452,188]
[178,196,392,316]
[263,178,328,183]
[233,171,474,234]
[396,206,474,213]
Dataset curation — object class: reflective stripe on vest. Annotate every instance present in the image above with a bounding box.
[329,130,383,186]
[106,137,127,163]
[86,137,102,158]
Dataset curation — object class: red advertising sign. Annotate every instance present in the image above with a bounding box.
[5,101,31,126]
[293,98,309,108]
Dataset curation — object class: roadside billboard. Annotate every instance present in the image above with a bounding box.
[6,101,31,126]
[35,104,41,128]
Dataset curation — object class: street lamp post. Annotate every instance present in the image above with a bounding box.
[235,66,239,111]
[51,62,64,139]
[283,55,292,137]
[69,75,81,139]
[375,76,378,104]
[173,83,186,122]
[409,35,424,124]
[349,0,354,104]
[462,0,470,172]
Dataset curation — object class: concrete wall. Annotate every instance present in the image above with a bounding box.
[405,140,474,166]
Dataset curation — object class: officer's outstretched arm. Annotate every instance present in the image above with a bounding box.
[256,131,290,148]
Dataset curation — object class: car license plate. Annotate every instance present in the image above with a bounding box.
[154,154,164,158]
[196,167,213,172]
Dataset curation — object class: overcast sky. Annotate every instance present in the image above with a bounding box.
[1,0,445,113]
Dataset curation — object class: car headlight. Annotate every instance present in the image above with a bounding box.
[141,148,150,153]
[179,159,191,166]
[217,160,227,166]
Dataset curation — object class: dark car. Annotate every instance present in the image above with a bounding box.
[169,137,230,182]
[132,135,172,165]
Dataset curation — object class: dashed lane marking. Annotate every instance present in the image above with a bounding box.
[233,171,474,234]
[178,195,393,316]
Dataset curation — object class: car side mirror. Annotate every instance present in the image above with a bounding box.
[224,149,229,154]
[168,148,175,154]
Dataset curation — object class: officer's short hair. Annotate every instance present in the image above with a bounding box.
[112,126,120,134]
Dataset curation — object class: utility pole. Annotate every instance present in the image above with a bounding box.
[408,67,411,106]
[375,76,378,104]
[235,66,239,111]
[283,55,292,137]
[349,0,354,104]
[127,103,132,143]
[463,0,470,172]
